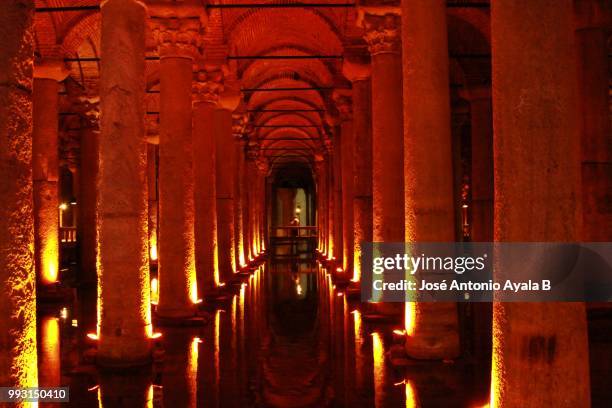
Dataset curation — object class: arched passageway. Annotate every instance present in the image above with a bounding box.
[0,0,611,406]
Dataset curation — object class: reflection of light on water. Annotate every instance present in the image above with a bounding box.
[189,337,201,407]
[405,380,417,408]
[214,310,221,390]
[40,316,60,389]
[372,332,385,408]
[147,384,153,408]
[405,302,416,336]
[150,278,159,305]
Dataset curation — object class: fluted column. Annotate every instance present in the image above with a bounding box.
[98,0,152,365]
[0,0,37,388]
[334,91,354,276]
[491,1,590,406]
[343,56,372,283]
[152,14,200,317]
[359,10,404,244]
[401,0,460,359]
[192,68,223,295]
[33,62,67,287]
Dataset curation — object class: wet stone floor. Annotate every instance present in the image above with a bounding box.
[35,261,611,407]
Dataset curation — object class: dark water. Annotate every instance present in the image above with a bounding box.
[35,262,500,407]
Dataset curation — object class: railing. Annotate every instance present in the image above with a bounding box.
[60,227,77,244]
[270,226,317,238]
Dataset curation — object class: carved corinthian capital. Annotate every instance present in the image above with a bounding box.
[360,12,401,56]
[151,17,201,58]
[192,68,224,105]
[332,90,353,122]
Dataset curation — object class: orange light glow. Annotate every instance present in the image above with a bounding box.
[404,380,418,408]
[40,316,60,388]
[352,246,361,282]
[405,302,416,336]
[372,332,385,408]
[393,329,407,336]
[150,278,159,305]
[87,333,99,341]
[59,307,68,320]
[149,243,158,261]
[150,332,162,339]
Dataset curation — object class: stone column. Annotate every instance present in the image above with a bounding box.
[343,58,372,284]
[0,0,37,389]
[466,88,493,242]
[215,107,237,281]
[359,10,404,243]
[359,9,403,317]
[334,91,354,276]
[98,0,151,365]
[491,1,590,406]
[332,138,343,266]
[240,141,252,263]
[146,143,158,262]
[401,0,460,359]
[326,146,336,259]
[232,118,246,268]
[33,62,67,287]
[575,2,611,241]
[315,157,327,254]
[152,14,200,317]
[76,97,100,287]
[192,68,222,295]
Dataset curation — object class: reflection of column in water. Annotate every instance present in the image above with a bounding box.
[214,310,221,404]
[39,315,61,408]
[98,369,152,407]
[404,380,418,408]
[189,337,201,408]
[372,332,385,408]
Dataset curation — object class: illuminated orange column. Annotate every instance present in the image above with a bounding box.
[77,98,100,286]
[491,0,590,406]
[401,0,460,359]
[153,14,200,317]
[241,142,252,263]
[334,91,354,275]
[575,4,611,241]
[146,143,158,263]
[193,68,222,294]
[0,0,37,388]
[232,127,246,268]
[360,10,404,243]
[32,62,66,287]
[325,148,335,257]
[359,9,404,317]
[315,157,327,254]
[343,58,372,283]
[98,0,151,365]
[332,139,343,265]
[215,107,237,281]
[245,152,259,257]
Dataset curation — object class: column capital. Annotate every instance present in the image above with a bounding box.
[357,9,401,56]
[332,89,353,122]
[34,60,70,81]
[192,68,224,105]
[232,112,249,139]
[151,16,201,59]
[343,44,371,82]
[71,95,100,130]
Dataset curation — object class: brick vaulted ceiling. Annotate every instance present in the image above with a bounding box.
[34,0,492,171]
